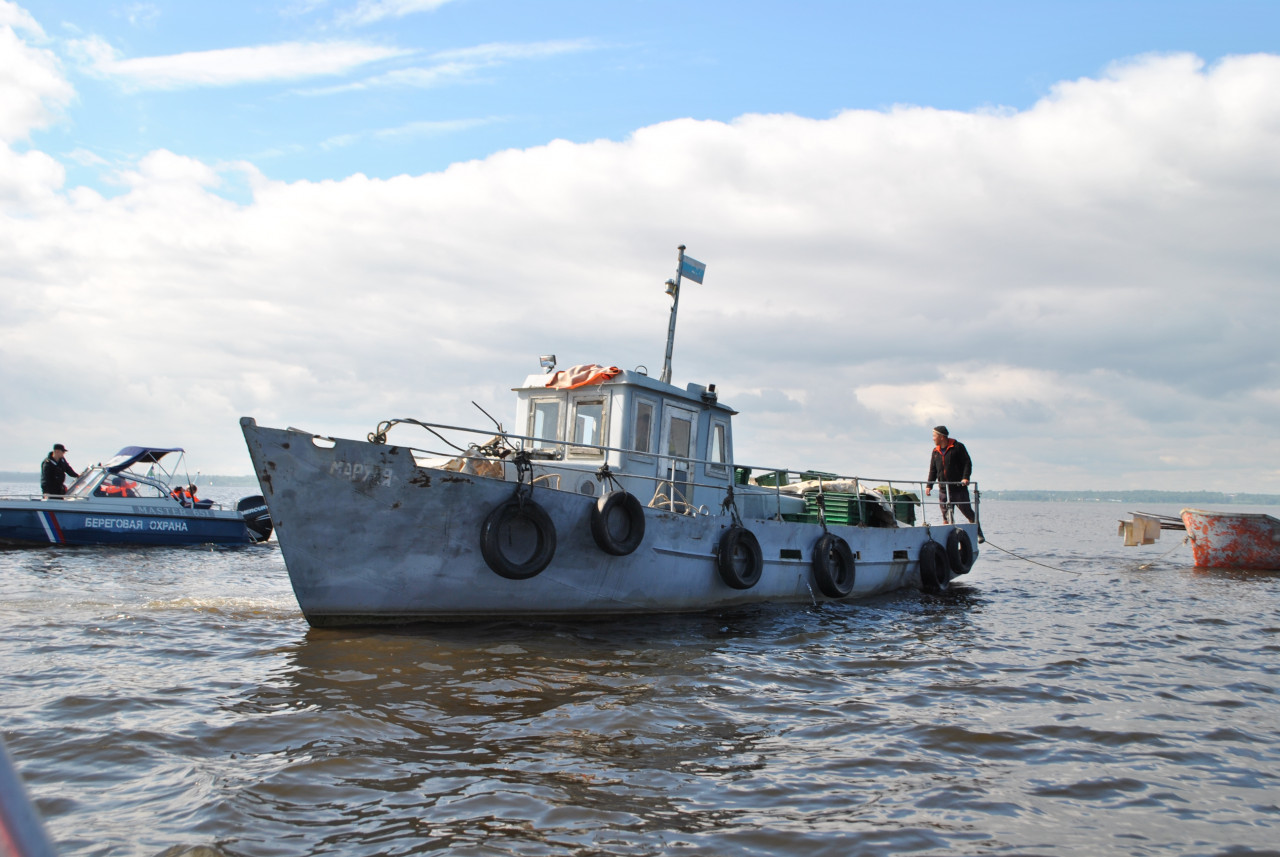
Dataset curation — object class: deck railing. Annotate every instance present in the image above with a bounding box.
[366,418,978,528]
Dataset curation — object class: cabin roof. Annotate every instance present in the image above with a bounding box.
[514,368,737,414]
[104,446,184,473]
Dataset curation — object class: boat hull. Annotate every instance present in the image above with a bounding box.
[242,419,979,625]
[1181,508,1280,570]
[0,498,259,546]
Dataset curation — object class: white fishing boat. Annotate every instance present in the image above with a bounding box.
[0,446,272,547]
[240,247,980,626]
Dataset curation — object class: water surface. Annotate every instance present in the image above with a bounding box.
[3,492,1278,856]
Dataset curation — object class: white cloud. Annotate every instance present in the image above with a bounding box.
[320,117,497,149]
[302,39,598,94]
[429,39,597,64]
[0,144,64,208]
[0,0,42,33]
[66,147,108,166]
[3,49,1280,494]
[337,0,457,27]
[0,10,73,142]
[299,60,472,94]
[118,3,161,28]
[68,37,412,90]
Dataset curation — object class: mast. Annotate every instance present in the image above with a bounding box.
[660,245,704,385]
[659,245,686,385]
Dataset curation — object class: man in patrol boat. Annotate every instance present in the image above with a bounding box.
[40,443,78,496]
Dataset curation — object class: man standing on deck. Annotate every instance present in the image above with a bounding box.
[41,443,79,497]
[925,426,977,528]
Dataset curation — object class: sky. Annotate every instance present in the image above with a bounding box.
[3,0,1280,492]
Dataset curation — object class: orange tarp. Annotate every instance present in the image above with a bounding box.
[545,364,622,390]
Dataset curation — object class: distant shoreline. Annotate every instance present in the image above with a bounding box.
[980,490,1280,505]
[4,471,1275,505]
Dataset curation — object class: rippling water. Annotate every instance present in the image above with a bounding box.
[3,490,1278,857]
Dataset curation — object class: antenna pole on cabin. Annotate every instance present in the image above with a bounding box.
[660,245,686,385]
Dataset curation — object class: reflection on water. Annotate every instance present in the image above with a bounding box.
[217,599,987,856]
[2,500,1278,856]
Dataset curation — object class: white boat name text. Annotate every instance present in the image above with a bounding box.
[330,460,393,487]
[84,517,190,532]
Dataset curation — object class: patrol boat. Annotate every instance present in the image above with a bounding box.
[240,248,980,626]
[0,446,272,546]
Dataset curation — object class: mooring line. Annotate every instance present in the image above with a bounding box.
[980,539,1082,575]
[982,534,1191,575]
[1137,536,1191,570]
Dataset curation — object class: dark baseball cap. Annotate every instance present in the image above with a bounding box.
[53,443,67,451]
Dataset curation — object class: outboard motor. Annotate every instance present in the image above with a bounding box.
[237,495,274,542]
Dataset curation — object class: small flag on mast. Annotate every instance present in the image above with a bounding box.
[680,255,706,284]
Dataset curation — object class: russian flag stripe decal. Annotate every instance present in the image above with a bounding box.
[38,511,63,544]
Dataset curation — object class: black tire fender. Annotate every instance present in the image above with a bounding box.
[717,525,763,590]
[590,490,646,556]
[946,527,976,576]
[811,532,856,598]
[480,498,557,580]
[919,539,951,594]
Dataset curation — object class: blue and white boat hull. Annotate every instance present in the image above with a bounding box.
[0,497,263,546]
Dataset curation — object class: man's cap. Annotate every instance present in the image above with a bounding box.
[52,443,67,451]
[932,426,949,436]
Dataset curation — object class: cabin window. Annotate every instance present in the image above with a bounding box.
[707,419,729,476]
[529,399,561,450]
[133,480,166,500]
[667,415,692,461]
[569,398,606,456]
[92,474,164,499]
[660,405,698,508]
[633,400,655,453]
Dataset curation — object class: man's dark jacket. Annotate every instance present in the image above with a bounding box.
[927,439,972,489]
[41,455,79,495]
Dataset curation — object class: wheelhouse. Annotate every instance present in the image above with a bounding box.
[511,369,737,514]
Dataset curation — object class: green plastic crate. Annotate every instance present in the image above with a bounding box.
[875,486,919,525]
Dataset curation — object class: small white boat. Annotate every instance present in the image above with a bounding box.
[1181,508,1280,570]
[240,248,980,626]
[0,446,272,547]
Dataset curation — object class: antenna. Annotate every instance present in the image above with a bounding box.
[471,400,504,432]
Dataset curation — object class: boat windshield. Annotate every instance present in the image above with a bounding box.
[65,466,169,500]
[66,468,107,498]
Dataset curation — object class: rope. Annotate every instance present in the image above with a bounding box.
[721,482,742,527]
[982,533,1191,575]
[368,418,469,452]
[594,462,622,493]
[1137,535,1191,570]
[980,538,1083,576]
[511,450,534,508]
